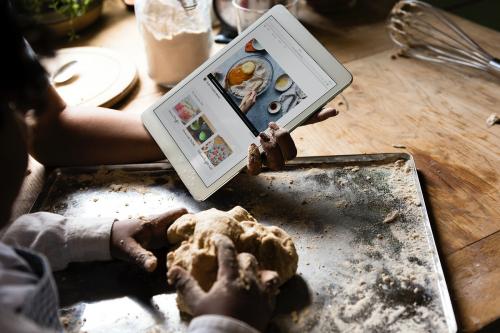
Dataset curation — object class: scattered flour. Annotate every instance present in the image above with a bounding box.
[326,160,448,332]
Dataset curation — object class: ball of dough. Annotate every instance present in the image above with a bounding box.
[167,206,298,293]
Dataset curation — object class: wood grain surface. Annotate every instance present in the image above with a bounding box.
[25,0,499,331]
[291,14,500,331]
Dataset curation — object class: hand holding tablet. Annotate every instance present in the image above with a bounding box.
[142,5,352,200]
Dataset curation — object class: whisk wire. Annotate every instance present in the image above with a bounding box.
[387,0,499,77]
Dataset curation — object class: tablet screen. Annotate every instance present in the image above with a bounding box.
[153,16,336,187]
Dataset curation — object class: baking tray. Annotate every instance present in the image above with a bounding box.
[31,153,457,333]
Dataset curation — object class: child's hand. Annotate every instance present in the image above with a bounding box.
[110,207,188,272]
[168,234,280,332]
[247,107,338,175]
[247,122,297,175]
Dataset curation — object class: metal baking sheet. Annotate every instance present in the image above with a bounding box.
[31,153,456,333]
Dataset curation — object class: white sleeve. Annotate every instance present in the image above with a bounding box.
[187,315,260,333]
[1,212,114,271]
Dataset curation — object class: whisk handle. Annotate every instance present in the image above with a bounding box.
[489,58,500,74]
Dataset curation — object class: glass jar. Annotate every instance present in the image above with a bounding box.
[135,0,213,88]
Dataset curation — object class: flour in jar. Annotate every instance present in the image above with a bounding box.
[136,0,212,87]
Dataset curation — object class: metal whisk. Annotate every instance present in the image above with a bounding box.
[387,0,500,77]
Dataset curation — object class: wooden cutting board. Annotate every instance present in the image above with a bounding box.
[42,46,138,107]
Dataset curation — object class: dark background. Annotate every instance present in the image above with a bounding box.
[427,0,500,31]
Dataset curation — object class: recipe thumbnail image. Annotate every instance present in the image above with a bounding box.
[202,135,232,167]
[173,95,201,125]
[210,38,308,133]
[187,115,214,145]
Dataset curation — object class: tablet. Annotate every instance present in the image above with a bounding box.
[142,5,352,201]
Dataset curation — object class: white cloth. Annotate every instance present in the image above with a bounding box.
[0,308,54,333]
[0,243,61,332]
[0,213,261,333]
[188,315,260,333]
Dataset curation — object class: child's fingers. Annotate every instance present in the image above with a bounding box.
[303,107,338,125]
[213,234,239,281]
[142,208,188,247]
[154,207,188,227]
[259,132,284,171]
[247,143,262,175]
[122,236,158,272]
[270,124,297,161]
[237,252,259,276]
[168,266,205,311]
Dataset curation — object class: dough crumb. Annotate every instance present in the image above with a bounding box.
[486,113,499,127]
[392,144,407,149]
[394,159,406,168]
[109,184,127,192]
[383,211,399,224]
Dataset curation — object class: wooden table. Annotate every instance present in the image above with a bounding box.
[46,0,499,331]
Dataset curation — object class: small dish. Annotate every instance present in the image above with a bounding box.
[268,101,282,114]
[275,73,292,92]
[252,39,264,51]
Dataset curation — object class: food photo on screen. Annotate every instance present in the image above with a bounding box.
[202,135,233,167]
[173,95,201,125]
[210,38,307,133]
[186,115,215,145]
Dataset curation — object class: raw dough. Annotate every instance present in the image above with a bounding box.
[167,206,298,293]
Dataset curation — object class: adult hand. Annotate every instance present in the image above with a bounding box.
[247,106,338,175]
[110,207,187,272]
[239,90,257,114]
[168,234,280,332]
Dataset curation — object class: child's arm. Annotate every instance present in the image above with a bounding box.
[1,208,186,271]
[29,85,338,168]
[30,85,164,166]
